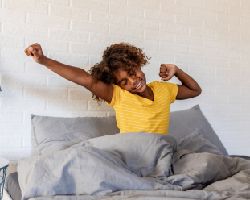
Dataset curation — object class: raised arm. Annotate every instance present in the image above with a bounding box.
[174,68,202,99]
[25,43,113,103]
[159,64,202,99]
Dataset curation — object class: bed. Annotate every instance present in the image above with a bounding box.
[4,105,250,200]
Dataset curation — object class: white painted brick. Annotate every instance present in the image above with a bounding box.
[3,0,48,14]
[47,74,75,87]
[46,98,88,111]
[175,0,205,9]
[1,97,46,112]
[30,110,108,118]
[1,46,26,58]
[109,24,144,39]
[0,56,25,73]
[89,55,101,66]
[24,61,51,75]
[0,73,23,97]
[144,29,160,40]
[127,17,159,31]
[1,0,250,157]
[47,40,69,52]
[0,111,23,124]
[49,5,72,18]
[190,9,217,24]
[241,0,250,16]
[109,1,144,18]
[27,13,70,30]
[141,39,159,54]
[0,34,24,48]
[2,22,48,38]
[24,87,68,100]
[0,135,23,148]
[127,0,161,10]
[160,42,189,55]
[91,11,126,25]
[176,14,205,27]
[68,88,92,101]
[88,100,113,111]
[204,0,227,14]
[0,8,25,23]
[70,42,108,56]
[109,0,126,6]
[0,148,31,160]
[161,1,189,15]
[144,9,175,23]
[51,0,70,6]
[89,33,113,47]
[71,0,109,13]
[71,20,109,34]
[160,22,189,35]
[49,29,89,43]
[48,52,89,67]
[72,8,90,20]
[50,5,90,21]
[218,13,240,30]
[0,124,26,135]
[5,72,47,87]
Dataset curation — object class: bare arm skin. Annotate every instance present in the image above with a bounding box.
[25,43,113,103]
[174,68,202,99]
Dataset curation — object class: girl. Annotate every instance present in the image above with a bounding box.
[25,43,201,135]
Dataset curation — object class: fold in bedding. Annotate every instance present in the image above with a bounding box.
[18,133,250,200]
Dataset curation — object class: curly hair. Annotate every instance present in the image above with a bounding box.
[89,42,150,101]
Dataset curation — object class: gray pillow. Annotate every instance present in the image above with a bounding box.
[31,115,119,154]
[31,105,227,155]
[169,105,228,155]
[176,128,224,158]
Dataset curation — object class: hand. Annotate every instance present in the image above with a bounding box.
[24,43,47,65]
[159,64,179,81]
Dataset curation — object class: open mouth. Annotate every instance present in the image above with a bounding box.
[132,80,145,92]
[135,81,142,90]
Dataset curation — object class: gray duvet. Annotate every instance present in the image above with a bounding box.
[18,133,250,200]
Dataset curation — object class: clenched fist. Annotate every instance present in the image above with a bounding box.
[159,64,179,81]
[24,43,47,65]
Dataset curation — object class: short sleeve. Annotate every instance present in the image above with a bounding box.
[168,82,178,103]
[159,82,178,103]
[108,84,121,106]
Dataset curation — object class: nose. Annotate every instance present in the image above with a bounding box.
[127,76,137,86]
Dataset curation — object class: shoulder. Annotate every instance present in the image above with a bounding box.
[148,81,177,88]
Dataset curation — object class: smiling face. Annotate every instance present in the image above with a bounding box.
[113,68,147,94]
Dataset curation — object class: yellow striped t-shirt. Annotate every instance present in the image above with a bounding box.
[108,81,178,134]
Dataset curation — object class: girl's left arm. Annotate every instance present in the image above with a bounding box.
[174,67,202,99]
[159,64,202,100]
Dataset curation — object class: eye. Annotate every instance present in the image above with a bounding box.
[120,80,127,86]
[128,70,136,76]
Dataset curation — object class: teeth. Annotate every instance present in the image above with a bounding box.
[136,81,141,89]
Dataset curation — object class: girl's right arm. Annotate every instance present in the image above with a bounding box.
[25,43,113,103]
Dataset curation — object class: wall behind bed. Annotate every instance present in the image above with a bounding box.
[0,0,250,159]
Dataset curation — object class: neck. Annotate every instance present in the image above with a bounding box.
[137,86,154,101]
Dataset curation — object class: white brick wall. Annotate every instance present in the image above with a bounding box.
[0,0,250,159]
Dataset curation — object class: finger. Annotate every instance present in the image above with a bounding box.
[162,72,175,81]
[161,76,172,81]
[30,43,41,49]
[24,48,31,56]
[26,47,37,57]
[159,72,168,78]
[31,48,40,57]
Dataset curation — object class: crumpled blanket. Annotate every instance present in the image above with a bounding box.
[18,133,250,200]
